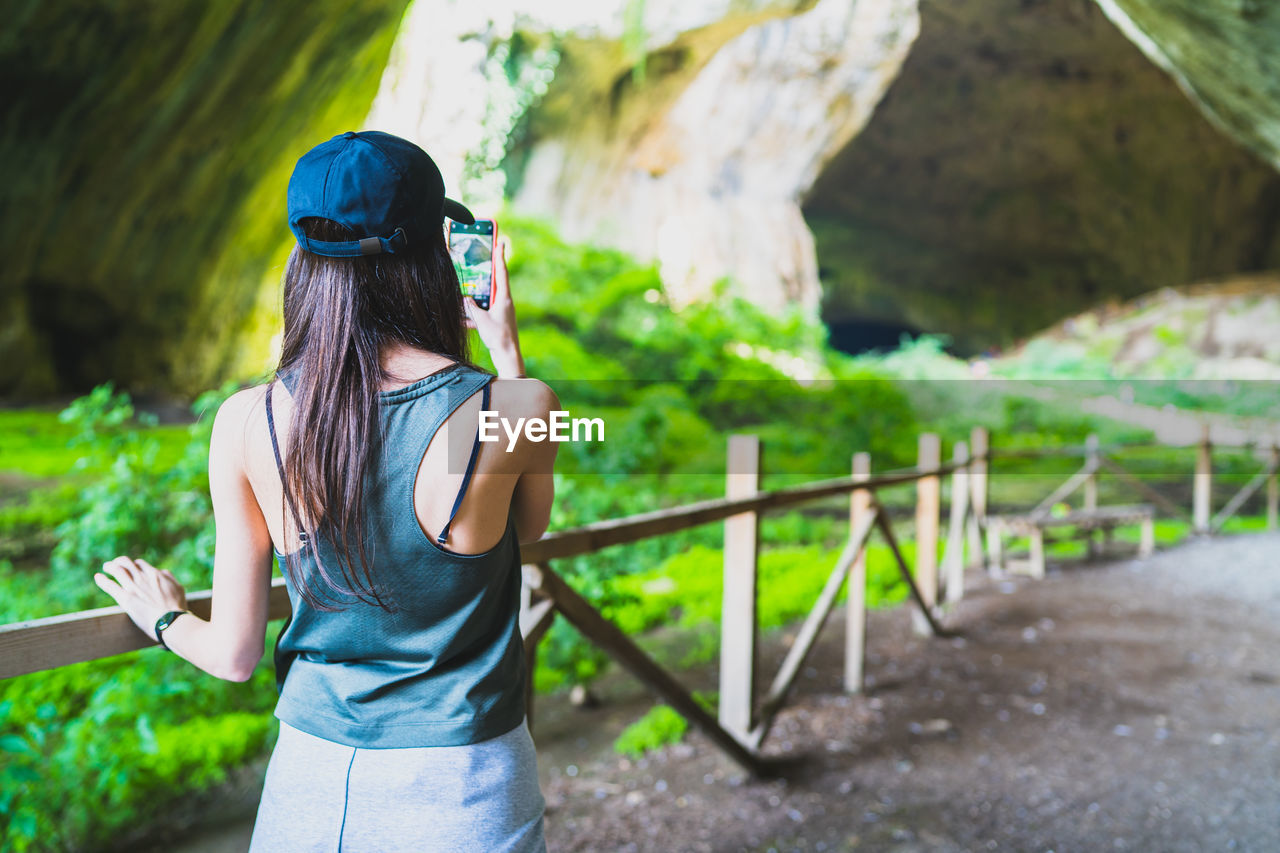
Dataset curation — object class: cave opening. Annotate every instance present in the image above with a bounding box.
[825,317,925,356]
[798,0,1280,361]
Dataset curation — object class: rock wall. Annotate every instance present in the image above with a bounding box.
[507,0,920,312]
[1095,0,1280,172]
[1,0,410,396]
[8,0,1280,394]
[366,0,817,202]
[502,0,1280,350]
[803,0,1280,353]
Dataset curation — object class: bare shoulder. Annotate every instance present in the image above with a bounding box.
[480,377,561,471]
[488,376,559,419]
[210,384,271,456]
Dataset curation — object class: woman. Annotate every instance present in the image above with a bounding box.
[92,130,557,852]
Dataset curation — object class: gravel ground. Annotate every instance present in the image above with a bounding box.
[532,532,1280,852]
[155,532,1280,853]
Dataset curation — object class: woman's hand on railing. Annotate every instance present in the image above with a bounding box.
[94,556,189,642]
[464,220,525,378]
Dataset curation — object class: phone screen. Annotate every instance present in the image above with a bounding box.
[448,220,494,310]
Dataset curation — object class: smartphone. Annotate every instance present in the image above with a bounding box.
[448,219,494,310]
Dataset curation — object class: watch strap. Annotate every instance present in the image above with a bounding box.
[155,609,189,650]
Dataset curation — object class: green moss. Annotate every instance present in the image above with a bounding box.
[2,0,412,395]
[1100,0,1280,171]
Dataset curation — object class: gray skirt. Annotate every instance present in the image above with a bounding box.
[248,716,546,853]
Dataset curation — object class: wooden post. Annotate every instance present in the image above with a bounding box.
[520,579,557,733]
[844,452,871,693]
[968,427,990,572]
[524,564,763,774]
[944,442,970,606]
[986,520,1004,575]
[913,433,941,635]
[1268,444,1279,531]
[1028,528,1046,579]
[1084,434,1099,511]
[1194,424,1212,534]
[1083,434,1099,557]
[1138,516,1155,558]
[755,508,879,747]
[720,435,760,738]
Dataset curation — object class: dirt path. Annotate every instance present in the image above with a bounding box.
[155,532,1280,852]
[533,532,1280,852]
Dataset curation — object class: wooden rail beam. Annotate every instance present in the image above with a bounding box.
[749,507,879,749]
[1210,461,1277,533]
[518,464,964,564]
[871,499,946,637]
[0,579,291,680]
[521,563,763,774]
[1097,456,1192,521]
[2,462,973,678]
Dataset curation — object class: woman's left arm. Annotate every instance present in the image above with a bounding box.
[94,389,273,682]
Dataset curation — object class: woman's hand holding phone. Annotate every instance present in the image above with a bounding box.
[464,220,525,378]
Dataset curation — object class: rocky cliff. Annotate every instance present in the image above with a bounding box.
[506,0,921,312]
[1,0,410,395]
[805,0,1280,352]
[501,0,1280,353]
[7,0,1280,394]
[1095,0,1280,172]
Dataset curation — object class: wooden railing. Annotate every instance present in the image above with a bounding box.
[3,422,1277,776]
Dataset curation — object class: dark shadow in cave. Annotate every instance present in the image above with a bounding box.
[24,278,122,392]
[825,318,924,356]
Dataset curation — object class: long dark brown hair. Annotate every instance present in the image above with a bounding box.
[276,217,470,611]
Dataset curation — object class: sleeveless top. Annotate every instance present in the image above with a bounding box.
[265,362,527,748]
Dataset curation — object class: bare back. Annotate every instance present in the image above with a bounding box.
[237,350,557,558]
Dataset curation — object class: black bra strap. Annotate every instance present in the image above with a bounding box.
[266,382,309,547]
[436,379,492,546]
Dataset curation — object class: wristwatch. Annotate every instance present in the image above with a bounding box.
[154,609,190,650]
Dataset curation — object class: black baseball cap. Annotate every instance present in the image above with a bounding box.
[287,130,474,257]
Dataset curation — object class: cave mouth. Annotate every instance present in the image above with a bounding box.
[825,317,924,356]
[798,0,1280,361]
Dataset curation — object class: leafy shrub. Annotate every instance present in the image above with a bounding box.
[613,704,688,759]
[0,382,275,852]
[612,692,716,759]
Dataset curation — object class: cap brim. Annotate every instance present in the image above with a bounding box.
[443,197,474,225]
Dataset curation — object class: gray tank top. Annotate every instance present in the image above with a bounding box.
[265,362,526,748]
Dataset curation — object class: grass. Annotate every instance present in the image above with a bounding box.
[0,409,190,479]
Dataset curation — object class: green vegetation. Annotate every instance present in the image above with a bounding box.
[615,704,688,758]
[613,691,717,759]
